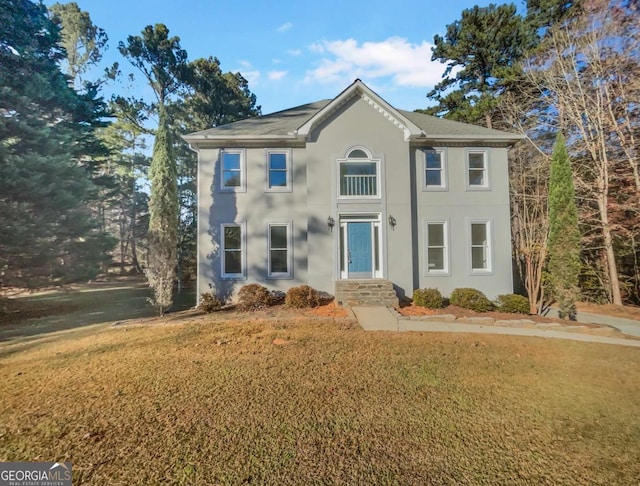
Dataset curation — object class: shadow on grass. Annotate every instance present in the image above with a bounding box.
[0,280,196,343]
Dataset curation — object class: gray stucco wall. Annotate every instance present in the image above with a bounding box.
[195,93,513,302]
[413,145,513,300]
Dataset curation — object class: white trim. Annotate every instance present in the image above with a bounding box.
[337,146,381,199]
[465,148,491,190]
[422,148,448,191]
[220,222,246,279]
[220,149,246,192]
[338,213,383,280]
[296,80,423,141]
[266,222,293,279]
[265,149,292,193]
[425,220,450,275]
[468,219,493,274]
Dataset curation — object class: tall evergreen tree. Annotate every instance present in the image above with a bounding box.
[146,106,177,315]
[0,0,114,287]
[547,132,581,318]
[424,3,532,128]
[119,24,187,313]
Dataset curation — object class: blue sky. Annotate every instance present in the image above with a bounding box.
[46,0,512,114]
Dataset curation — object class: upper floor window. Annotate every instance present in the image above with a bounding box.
[467,150,489,189]
[424,149,447,190]
[221,149,245,192]
[266,150,291,191]
[338,147,380,198]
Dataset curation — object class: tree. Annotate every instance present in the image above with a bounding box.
[119,24,187,313]
[524,0,639,304]
[547,132,581,318]
[146,106,177,314]
[425,3,532,128]
[0,0,114,287]
[48,2,107,85]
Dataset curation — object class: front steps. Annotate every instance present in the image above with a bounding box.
[334,279,399,307]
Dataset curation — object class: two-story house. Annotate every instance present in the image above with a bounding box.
[184,79,522,306]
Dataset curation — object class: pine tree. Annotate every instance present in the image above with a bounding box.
[0,0,114,287]
[146,106,177,315]
[547,132,581,318]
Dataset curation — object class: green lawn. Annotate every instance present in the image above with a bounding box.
[1,311,638,485]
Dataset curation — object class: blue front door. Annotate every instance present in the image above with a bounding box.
[348,222,372,277]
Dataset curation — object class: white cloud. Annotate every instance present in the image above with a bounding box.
[268,70,288,81]
[242,70,261,86]
[304,37,445,88]
[277,22,293,33]
[238,60,253,69]
[287,49,302,56]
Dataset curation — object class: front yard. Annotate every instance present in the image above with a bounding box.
[1,310,639,484]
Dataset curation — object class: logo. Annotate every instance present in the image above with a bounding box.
[0,462,72,486]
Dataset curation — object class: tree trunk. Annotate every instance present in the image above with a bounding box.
[597,193,623,305]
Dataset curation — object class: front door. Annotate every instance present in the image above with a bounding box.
[347,222,373,278]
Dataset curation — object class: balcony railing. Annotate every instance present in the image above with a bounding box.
[341,174,377,196]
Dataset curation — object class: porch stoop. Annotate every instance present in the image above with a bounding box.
[334,279,399,307]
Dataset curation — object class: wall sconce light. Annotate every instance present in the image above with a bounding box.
[327,216,335,232]
[388,215,397,229]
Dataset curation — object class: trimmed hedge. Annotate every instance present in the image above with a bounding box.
[197,292,223,313]
[450,288,494,312]
[285,285,321,309]
[496,294,530,314]
[412,288,444,309]
[237,284,273,311]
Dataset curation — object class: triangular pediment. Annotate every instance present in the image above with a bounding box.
[295,79,423,142]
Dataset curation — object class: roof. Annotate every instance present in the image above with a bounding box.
[183,80,523,145]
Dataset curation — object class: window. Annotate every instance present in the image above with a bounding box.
[470,221,491,271]
[221,224,244,278]
[267,223,292,278]
[424,149,446,189]
[221,150,245,191]
[467,150,488,188]
[267,151,290,191]
[338,148,379,197]
[426,221,448,273]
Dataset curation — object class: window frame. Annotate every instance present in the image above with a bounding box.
[466,149,490,190]
[220,222,246,279]
[422,148,448,191]
[337,148,381,199]
[220,149,246,192]
[265,149,292,192]
[425,220,450,275]
[468,219,493,273]
[266,222,293,279]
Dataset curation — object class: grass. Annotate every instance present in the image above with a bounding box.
[0,311,639,485]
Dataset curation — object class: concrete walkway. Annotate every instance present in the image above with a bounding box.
[550,308,640,338]
[353,306,640,348]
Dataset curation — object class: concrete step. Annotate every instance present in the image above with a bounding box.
[335,279,399,307]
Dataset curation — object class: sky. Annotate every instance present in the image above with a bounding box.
[45,0,514,115]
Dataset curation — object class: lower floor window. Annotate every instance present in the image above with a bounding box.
[471,221,491,271]
[426,221,448,273]
[222,224,244,278]
[268,223,291,278]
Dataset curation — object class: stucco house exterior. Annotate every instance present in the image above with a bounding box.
[184,79,522,305]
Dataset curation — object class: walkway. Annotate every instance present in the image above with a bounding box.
[353,306,640,348]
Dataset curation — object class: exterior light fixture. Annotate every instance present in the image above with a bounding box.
[388,215,397,229]
[327,216,335,231]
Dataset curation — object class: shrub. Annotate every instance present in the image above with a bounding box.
[449,288,494,312]
[197,292,223,313]
[496,294,530,314]
[237,284,273,311]
[412,288,444,309]
[285,285,321,309]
